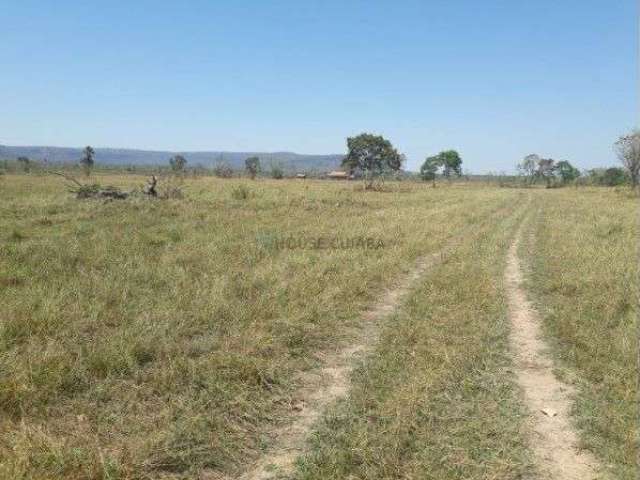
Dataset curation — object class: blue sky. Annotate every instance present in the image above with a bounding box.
[1,0,636,172]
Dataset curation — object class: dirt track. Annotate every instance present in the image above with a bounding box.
[235,249,445,480]
[505,223,600,479]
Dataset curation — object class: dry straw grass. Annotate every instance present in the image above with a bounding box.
[0,175,634,479]
[523,187,638,480]
[296,194,535,479]
[0,174,515,479]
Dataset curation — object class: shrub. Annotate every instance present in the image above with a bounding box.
[270,164,284,180]
[589,167,629,186]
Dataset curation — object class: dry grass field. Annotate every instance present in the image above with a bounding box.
[0,174,636,479]
[524,188,638,480]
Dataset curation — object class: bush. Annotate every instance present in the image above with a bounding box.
[270,165,284,180]
[601,167,628,186]
[588,167,629,186]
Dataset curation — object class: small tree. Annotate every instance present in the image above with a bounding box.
[17,156,30,172]
[555,160,580,185]
[245,156,260,179]
[518,154,539,184]
[419,150,463,187]
[535,158,556,187]
[440,150,463,178]
[169,155,187,172]
[341,133,403,189]
[614,130,640,189]
[80,146,95,176]
[420,155,440,187]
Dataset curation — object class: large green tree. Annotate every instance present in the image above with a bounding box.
[341,133,403,189]
[440,150,462,178]
[555,160,580,184]
[419,150,463,186]
[419,155,440,186]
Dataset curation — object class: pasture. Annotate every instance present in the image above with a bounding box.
[0,174,636,479]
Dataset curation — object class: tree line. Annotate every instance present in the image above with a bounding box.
[515,129,639,188]
[3,130,638,190]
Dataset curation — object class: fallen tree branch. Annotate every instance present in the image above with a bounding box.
[50,170,128,199]
[49,171,84,187]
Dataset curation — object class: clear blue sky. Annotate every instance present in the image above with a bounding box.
[1,0,637,172]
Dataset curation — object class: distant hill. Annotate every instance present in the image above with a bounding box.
[0,145,344,173]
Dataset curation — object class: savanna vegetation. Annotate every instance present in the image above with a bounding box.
[0,174,516,479]
[0,168,636,479]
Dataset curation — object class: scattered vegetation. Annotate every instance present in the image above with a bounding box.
[0,141,634,479]
[516,154,579,187]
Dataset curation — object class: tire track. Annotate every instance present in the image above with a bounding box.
[236,249,446,480]
[505,219,601,479]
[222,202,521,480]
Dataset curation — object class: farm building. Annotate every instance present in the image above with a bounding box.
[326,170,350,180]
